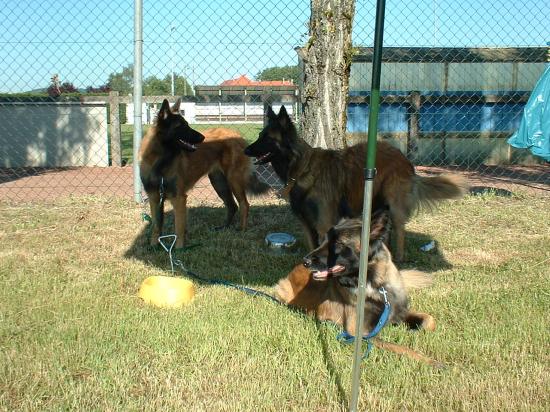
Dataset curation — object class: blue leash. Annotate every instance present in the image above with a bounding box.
[336,287,391,359]
[158,234,280,304]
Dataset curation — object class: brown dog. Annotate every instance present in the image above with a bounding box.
[275,209,443,367]
[245,106,468,261]
[139,99,269,248]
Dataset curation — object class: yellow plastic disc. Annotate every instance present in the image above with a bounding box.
[138,275,195,308]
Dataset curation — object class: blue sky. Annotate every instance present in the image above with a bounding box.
[0,0,548,93]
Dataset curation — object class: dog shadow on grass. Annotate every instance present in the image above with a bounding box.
[400,231,453,272]
[125,204,452,287]
[124,204,308,288]
[123,199,454,293]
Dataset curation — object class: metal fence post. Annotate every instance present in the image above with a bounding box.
[133,0,143,203]
[109,91,122,166]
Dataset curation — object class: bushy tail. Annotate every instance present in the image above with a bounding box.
[400,269,433,290]
[246,164,272,195]
[412,174,468,210]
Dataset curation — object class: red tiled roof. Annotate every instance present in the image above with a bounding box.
[220,74,294,87]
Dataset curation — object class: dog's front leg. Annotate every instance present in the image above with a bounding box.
[302,222,319,250]
[389,210,407,262]
[147,191,164,246]
[172,193,188,248]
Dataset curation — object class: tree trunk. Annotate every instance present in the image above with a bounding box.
[298,0,355,149]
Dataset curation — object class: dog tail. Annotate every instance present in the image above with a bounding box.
[412,174,468,211]
[400,269,433,290]
[372,338,445,369]
[246,164,272,195]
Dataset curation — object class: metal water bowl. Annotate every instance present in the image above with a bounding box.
[265,232,296,254]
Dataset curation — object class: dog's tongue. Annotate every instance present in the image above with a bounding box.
[312,265,345,280]
[312,270,330,280]
[330,264,345,274]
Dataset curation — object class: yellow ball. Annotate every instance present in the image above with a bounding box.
[138,275,195,308]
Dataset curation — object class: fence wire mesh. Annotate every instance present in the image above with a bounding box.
[0,0,549,203]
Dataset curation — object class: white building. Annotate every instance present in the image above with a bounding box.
[125,101,294,124]
[126,101,196,124]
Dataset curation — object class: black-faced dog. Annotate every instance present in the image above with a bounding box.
[139,99,269,248]
[245,106,467,261]
[275,209,443,367]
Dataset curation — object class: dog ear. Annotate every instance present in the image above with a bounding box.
[266,106,277,122]
[368,208,391,257]
[333,218,362,253]
[278,105,292,129]
[171,98,182,113]
[157,99,171,124]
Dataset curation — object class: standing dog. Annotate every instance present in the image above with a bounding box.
[244,106,467,261]
[275,209,443,367]
[139,99,269,248]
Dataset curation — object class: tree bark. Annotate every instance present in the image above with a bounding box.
[298,0,355,149]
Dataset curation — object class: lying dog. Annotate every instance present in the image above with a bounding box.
[245,106,467,261]
[275,209,443,367]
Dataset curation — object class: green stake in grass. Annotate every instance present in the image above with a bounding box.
[348,0,387,410]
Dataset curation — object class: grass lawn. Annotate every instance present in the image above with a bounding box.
[120,124,263,164]
[0,192,549,411]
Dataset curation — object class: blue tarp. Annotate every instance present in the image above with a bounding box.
[507,65,550,161]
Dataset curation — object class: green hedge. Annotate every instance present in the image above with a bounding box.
[0,92,110,102]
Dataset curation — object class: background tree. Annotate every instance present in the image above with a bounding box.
[47,74,61,97]
[134,73,193,96]
[298,0,356,149]
[85,84,111,93]
[143,76,169,95]
[106,64,133,94]
[59,82,78,93]
[105,65,193,96]
[47,74,78,97]
[256,65,300,84]
[164,74,193,96]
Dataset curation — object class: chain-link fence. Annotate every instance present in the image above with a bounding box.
[1,1,548,203]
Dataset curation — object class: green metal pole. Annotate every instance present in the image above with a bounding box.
[348,0,386,410]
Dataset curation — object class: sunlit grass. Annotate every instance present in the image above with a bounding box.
[0,193,548,411]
